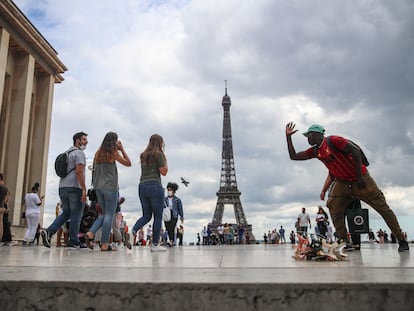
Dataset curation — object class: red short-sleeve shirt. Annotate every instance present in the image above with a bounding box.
[305,135,367,182]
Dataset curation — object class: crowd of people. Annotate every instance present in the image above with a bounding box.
[261,204,409,249]
[37,131,185,252]
[197,223,252,245]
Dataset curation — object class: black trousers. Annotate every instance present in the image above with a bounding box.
[164,211,178,242]
[317,221,327,238]
[2,213,11,242]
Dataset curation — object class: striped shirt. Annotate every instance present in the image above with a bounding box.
[305,135,367,182]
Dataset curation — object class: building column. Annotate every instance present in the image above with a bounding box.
[30,73,55,226]
[0,28,10,111]
[6,53,35,225]
[0,28,10,173]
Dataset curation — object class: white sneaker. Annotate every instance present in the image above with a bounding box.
[151,245,167,252]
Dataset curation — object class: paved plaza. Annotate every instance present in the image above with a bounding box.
[0,243,413,310]
[0,242,413,283]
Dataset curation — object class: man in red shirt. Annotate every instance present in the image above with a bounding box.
[285,122,409,252]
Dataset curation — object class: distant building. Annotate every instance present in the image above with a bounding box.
[0,0,66,227]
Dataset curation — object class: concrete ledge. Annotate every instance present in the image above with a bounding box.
[1,282,414,311]
[1,243,413,310]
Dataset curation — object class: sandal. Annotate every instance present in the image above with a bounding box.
[85,232,94,249]
[101,245,116,251]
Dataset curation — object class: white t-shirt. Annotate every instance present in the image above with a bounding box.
[167,197,173,209]
[297,212,310,227]
[316,213,326,222]
[25,193,41,215]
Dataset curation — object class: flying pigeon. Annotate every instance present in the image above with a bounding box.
[181,177,190,187]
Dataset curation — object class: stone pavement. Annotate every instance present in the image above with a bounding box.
[0,243,413,310]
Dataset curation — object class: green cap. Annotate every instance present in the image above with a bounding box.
[303,124,325,137]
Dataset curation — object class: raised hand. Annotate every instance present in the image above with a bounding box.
[286,122,298,136]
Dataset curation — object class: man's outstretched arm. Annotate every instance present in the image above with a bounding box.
[286,122,311,161]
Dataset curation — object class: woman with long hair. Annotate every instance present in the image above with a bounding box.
[132,134,168,252]
[85,132,131,251]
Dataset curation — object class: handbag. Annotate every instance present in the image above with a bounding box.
[163,206,171,222]
[87,188,97,202]
[87,160,97,202]
[346,200,369,234]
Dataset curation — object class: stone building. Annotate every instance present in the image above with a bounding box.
[0,0,66,229]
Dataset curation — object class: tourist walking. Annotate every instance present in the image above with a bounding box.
[131,134,168,252]
[163,182,184,247]
[279,226,286,243]
[238,223,245,244]
[217,224,225,244]
[202,226,208,245]
[146,225,152,245]
[176,225,184,246]
[42,132,88,249]
[290,230,296,244]
[85,132,131,251]
[23,184,44,245]
[119,214,127,246]
[297,207,311,237]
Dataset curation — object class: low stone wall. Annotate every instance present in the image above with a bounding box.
[1,282,413,311]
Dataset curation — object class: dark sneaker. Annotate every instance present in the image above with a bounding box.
[68,243,81,249]
[67,243,79,249]
[398,240,409,252]
[343,244,355,252]
[352,244,361,251]
[41,230,51,248]
[67,243,88,249]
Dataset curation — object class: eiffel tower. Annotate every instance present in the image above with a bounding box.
[210,82,254,241]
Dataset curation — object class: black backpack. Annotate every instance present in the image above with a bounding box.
[55,149,76,178]
[326,136,369,166]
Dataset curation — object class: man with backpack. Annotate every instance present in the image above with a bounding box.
[42,131,88,249]
[285,122,409,252]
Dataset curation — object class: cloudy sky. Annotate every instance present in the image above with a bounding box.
[15,0,414,242]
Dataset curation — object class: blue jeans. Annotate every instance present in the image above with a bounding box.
[48,187,84,246]
[89,189,118,244]
[133,181,164,246]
